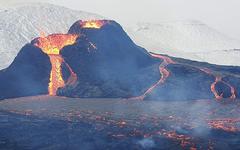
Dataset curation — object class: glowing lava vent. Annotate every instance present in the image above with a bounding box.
[80,20,107,29]
[34,34,78,96]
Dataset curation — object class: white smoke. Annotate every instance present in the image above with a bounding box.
[137,138,155,149]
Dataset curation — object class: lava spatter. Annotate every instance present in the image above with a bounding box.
[131,53,176,100]
[34,34,78,95]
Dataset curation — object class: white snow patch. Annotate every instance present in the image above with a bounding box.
[126,20,240,66]
[0,3,104,69]
[0,3,240,69]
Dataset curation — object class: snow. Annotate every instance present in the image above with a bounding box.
[0,3,240,69]
[126,21,240,66]
[0,3,104,69]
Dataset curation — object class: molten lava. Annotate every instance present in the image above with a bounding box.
[34,34,78,55]
[48,55,65,95]
[200,68,236,100]
[34,34,78,95]
[211,76,224,100]
[208,118,240,132]
[131,53,175,100]
[80,20,106,29]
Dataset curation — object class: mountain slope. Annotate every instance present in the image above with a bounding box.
[1,20,240,101]
[127,20,240,66]
[0,3,103,69]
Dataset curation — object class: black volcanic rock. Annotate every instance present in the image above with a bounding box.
[145,64,215,100]
[59,20,160,97]
[56,20,240,100]
[0,44,51,99]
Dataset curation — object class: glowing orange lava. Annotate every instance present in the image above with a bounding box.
[143,129,195,149]
[34,34,78,55]
[208,118,240,132]
[211,76,224,100]
[34,34,78,95]
[200,68,236,101]
[210,76,236,100]
[131,53,175,100]
[223,80,236,99]
[161,130,193,147]
[80,20,106,29]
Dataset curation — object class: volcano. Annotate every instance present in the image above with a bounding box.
[0,20,240,101]
[59,20,160,98]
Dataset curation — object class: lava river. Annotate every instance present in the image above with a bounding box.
[130,52,237,101]
[130,53,176,100]
[199,68,236,100]
[33,20,237,101]
[34,34,78,95]
[33,21,108,96]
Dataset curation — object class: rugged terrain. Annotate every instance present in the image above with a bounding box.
[0,20,240,101]
[0,96,239,150]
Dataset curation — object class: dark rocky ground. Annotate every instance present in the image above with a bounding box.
[0,96,240,150]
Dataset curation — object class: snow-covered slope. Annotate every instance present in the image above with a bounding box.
[0,3,104,69]
[0,3,240,68]
[126,21,240,66]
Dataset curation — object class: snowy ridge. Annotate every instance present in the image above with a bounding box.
[128,21,240,52]
[126,21,240,66]
[0,3,240,68]
[0,3,104,69]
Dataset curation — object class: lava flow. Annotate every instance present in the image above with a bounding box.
[34,34,78,95]
[80,20,107,29]
[211,76,224,100]
[131,53,175,100]
[200,68,236,100]
[208,118,240,132]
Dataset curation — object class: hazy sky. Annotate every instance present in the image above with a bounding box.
[1,0,240,40]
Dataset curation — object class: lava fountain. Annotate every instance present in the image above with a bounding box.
[34,34,78,96]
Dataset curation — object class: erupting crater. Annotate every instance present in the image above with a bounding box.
[33,34,78,96]
[80,20,107,29]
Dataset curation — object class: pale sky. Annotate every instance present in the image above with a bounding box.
[1,0,240,40]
